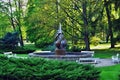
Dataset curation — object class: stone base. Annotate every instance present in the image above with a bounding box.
[55,49,66,55]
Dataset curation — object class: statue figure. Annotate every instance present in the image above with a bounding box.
[55,24,67,55]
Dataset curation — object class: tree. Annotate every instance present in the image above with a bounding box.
[104,0,120,48]
[25,0,57,48]
[60,0,103,50]
[81,1,90,50]
[0,0,27,46]
[25,0,103,50]
[104,0,115,48]
[0,1,12,37]
[112,0,120,44]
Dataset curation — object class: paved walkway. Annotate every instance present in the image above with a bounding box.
[94,59,116,67]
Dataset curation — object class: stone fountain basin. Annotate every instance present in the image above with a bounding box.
[29,52,92,61]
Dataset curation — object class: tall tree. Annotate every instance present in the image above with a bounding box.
[82,1,90,50]
[104,0,114,48]
[0,1,13,37]
[0,0,26,46]
[60,0,103,50]
[8,0,16,31]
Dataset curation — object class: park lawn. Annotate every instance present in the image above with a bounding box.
[94,49,120,58]
[98,64,120,80]
[91,43,120,58]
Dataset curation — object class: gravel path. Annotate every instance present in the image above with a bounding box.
[94,59,116,67]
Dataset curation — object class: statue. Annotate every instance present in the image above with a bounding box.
[55,24,67,55]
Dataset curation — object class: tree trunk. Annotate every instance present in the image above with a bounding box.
[104,0,114,48]
[8,0,16,31]
[18,23,24,47]
[18,0,24,47]
[82,1,90,50]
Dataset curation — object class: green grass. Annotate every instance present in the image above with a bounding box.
[16,54,28,57]
[94,49,120,58]
[91,43,120,80]
[98,64,120,80]
[91,43,120,58]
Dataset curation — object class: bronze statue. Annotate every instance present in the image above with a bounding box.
[55,24,67,55]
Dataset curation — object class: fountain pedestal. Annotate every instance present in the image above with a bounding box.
[55,49,66,55]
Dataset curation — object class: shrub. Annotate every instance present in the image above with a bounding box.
[42,44,55,52]
[0,56,100,80]
[35,39,53,49]
[0,32,19,49]
[0,47,35,54]
[90,36,101,46]
[12,48,35,54]
[68,46,85,52]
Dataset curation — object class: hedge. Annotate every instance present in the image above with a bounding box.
[0,47,35,54]
[0,56,100,80]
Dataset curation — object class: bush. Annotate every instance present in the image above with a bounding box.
[68,46,85,52]
[12,48,35,54]
[35,39,53,49]
[42,45,55,52]
[90,36,101,46]
[0,47,35,54]
[0,56,101,80]
[0,32,19,49]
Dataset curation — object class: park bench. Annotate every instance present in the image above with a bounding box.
[76,58,100,64]
[81,51,94,57]
[3,52,27,59]
[112,53,120,63]
[3,52,15,58]
[3,52,13,55]
[76,51,100,64]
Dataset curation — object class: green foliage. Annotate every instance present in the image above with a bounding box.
[12,48,35,54]
[42,44,55,52]
[90,36,101,46]
[0,32,19,49]
[35,39,53,48]
[25,0,56,48]
[114,34,120,43]
[0,47,35,54]
[0,56,100,80]
[25,0,104,49]
[68,46,85,52]
[0,10,11,38]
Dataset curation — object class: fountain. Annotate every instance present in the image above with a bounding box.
[29,24,92,61]
[28,0,93,61]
